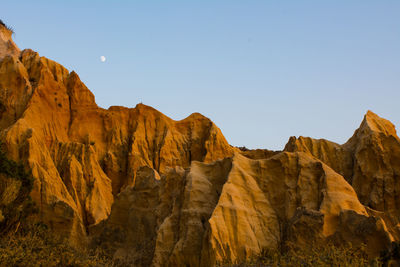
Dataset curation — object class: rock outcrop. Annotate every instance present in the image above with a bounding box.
[239,148,280,160]
[0,21,19,59]
[284,111,400,241]
[0,21,399,266]
[95,152,393,266]
[0,23,235,246]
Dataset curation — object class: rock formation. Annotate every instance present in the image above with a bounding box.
[0,20,19,59]
[0,21,399,266]
[0,23,235,246]
[285,111,400,241]
[95,152,393,266]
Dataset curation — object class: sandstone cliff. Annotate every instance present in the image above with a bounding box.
[0,22,399,266]
[284,111,400,241]
[95,152,393,266]
[0,23,235,246]
[0,21,19,59]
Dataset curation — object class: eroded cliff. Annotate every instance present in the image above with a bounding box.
[0,22,399,266]
[0,25,235,246]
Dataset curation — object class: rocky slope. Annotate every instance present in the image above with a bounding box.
[285,111,400,241]
[0,23,235,247]
[94,151,393,266]
[0,22,399,266]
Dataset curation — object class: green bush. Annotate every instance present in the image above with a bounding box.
[0,145,34,191]
[0,144,36,233]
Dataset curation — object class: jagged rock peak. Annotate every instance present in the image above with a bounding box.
[359,110,398,137]
[0,20,20,59]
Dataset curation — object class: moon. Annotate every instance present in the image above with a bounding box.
[100,56,106,62]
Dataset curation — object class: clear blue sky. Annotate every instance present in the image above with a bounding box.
[3,1,400,149]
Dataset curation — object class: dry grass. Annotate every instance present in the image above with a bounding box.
[0,223,115,267]
[0,231,387,267]
[217,243,383,267]
[0,146,116,266]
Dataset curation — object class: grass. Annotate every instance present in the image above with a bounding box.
[217,242,384,267]
[0,223,115,267]
[0,230,388,267]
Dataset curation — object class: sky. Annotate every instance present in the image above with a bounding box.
[2,1,400,150]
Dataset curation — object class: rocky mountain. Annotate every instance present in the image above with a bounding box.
[0,22,399,266]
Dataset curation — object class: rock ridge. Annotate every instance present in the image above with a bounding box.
[0,24,399,266]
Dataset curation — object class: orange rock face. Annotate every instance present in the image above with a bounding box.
[0,27,234,246]
[95,152,393,266]
[285,111,400,242]
[0,24,19,59]
[0,23,399,265]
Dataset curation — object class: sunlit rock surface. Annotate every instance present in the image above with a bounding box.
[0,22,399,265]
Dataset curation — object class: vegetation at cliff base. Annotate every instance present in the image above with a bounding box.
[217,243,384,267]
[0,223,115,267]
[0,145,115,266]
